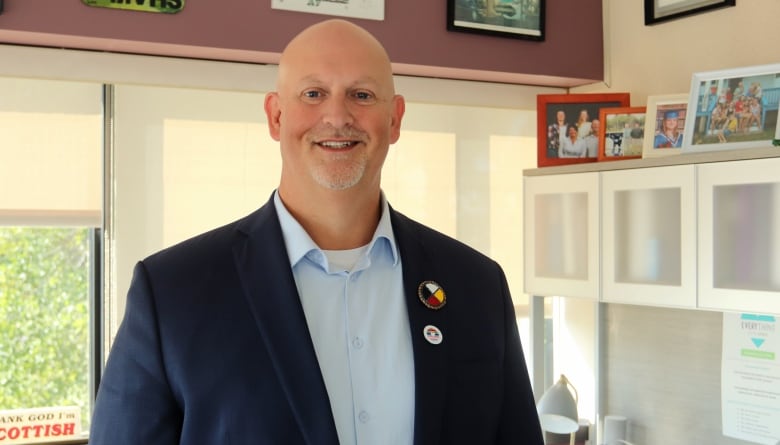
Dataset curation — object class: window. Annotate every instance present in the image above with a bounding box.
[0,76,102,441]
[0,227,97,430]
[111,83,538,370]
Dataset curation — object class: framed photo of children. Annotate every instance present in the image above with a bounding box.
[536,92,630,167]
[683,63,780,153]
[597,107,646,162]
[643,93,688,158]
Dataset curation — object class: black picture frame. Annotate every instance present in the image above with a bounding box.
[447,0,545,41]
[644,0,735,26]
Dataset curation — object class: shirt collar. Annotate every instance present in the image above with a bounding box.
[273,190,400,268]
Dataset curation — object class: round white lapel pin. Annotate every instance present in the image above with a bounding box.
[423,324,443,345]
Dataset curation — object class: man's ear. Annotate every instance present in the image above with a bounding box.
[264,92,282,142]
[389,94,405,144]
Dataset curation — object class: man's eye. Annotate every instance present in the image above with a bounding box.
[353,91,376,102]
[302,90,323,99]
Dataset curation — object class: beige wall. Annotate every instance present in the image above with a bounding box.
[574,0,780,103]
[573,2,779,443]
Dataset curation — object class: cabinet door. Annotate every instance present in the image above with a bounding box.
[523,172,599,299]
[698,158,780,315]
[601,165,696,308]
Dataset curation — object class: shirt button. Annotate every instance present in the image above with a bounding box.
[352,337,364,349]
[358,410,370,423]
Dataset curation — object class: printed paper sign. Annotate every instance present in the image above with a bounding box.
[0,406,81,444]
[722,313,780,444]
[271,0,384,21]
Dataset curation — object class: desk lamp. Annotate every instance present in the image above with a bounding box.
[537,374,579,445]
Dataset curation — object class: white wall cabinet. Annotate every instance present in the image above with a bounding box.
[523,172,599,299]
[601,165,697,308]
[524,148,780,315]
[697,157,780,315]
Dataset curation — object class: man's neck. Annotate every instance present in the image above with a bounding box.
[277,185,382,250]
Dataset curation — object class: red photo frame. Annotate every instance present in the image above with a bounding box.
[598,106,647,162]
[537,93,630,167]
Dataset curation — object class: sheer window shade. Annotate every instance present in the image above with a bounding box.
[0,77,102,226]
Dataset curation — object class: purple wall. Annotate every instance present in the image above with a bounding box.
[0,0,603,87]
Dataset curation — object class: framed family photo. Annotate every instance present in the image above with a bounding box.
[644,0,735,26]
[536,92,630,167]
[643,93,688,158]
[683,63,780,153]
[447,0,544,41]
[597,107,646,162]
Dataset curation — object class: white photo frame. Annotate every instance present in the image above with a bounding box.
[776,112,780,140]
[643,93,688,158]
[271,0,384,21]
[683,63,780,153]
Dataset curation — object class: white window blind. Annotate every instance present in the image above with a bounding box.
[0,77,102,226]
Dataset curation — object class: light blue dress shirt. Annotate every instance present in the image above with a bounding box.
[273,191,415,445]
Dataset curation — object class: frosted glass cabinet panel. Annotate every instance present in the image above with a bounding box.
[698,158,780,315]
[524,172,599,299]
[601,165,696,308]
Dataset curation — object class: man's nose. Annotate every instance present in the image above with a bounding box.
[321,97,355,129]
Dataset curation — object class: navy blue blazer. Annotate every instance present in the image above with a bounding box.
[90,195,543,445]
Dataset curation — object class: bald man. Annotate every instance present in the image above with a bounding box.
[90,19,543,445]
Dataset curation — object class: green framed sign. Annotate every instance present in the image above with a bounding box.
[82,0,184,14]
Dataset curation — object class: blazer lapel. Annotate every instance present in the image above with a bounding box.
[232,199,339,445]
[391,210,449,445]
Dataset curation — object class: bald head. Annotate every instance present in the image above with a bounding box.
[276,19,396,96]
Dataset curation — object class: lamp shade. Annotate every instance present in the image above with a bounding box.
[536,374,579,434]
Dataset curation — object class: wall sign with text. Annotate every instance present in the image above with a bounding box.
[0,406,81,444]
[82,0,184,14]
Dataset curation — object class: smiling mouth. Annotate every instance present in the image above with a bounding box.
[317,140,359,149]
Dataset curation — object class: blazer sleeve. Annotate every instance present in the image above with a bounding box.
[90,262,182,445]
[496,268,545,444]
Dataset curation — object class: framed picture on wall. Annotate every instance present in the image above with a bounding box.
[643,93,688,158]
[644,0,735,26]
[536,92,630,167]
[447,0,545,41]
[682,63,780,153]
[597,107,646,161]
[271,0,385,21]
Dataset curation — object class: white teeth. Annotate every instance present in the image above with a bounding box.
[320,141,353,148]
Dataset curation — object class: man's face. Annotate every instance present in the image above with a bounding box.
[556,110,565,122]
[591,119,600,134]
[265,23,405,192]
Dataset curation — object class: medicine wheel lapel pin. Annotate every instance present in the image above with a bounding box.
[418,280,446,310]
